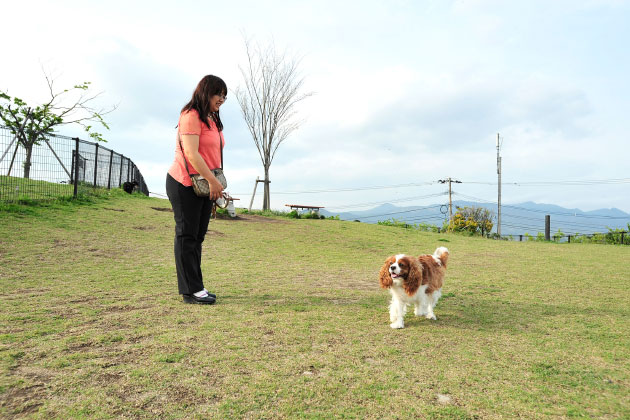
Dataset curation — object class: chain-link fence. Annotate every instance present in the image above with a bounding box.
[0,125,148,203]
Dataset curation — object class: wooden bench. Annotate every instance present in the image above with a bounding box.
[285,204,324,216]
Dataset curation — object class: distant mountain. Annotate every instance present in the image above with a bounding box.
[320,201,630,236]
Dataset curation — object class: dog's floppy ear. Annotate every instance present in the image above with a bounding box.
[403,256,422,296]
[379,256,395,289]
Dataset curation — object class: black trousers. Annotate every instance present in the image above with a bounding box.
[166,173,213,295]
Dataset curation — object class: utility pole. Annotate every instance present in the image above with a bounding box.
[496,133,502,238]
[438,177,462,225]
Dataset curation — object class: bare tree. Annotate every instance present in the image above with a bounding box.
[235,38,312,210]
[0,69,116,178]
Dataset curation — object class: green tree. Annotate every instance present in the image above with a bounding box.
[0,72,115,178]
[449,206,494,236]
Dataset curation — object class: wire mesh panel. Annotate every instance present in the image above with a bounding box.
[0,125,149,202]
[121,157,130,185]
[94,145,111,188]
[0,128,76,201]
[110,153,123,188]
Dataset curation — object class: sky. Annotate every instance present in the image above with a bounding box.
[2,0,630,213]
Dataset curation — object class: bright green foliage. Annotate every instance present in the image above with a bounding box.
[552,229,565,242]
[569,225,630,245]
[0,77,113,178]
[287,210,300,218]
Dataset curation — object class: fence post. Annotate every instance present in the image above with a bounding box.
[119,155,124,186]
[70,150,75,184]
[73,137,80,197]
[519,235,523,242]
[93,143,99,187]
[107,149,114,189]
[545,215,551,241]
[621,231,626,245]
[127,160,131,183]
[568,235,572,243]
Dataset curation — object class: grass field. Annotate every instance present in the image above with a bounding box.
[1,191,629,419]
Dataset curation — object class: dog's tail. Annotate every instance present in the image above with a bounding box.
[433,246,449,268]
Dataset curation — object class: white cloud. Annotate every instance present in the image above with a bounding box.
[1,0,629,213]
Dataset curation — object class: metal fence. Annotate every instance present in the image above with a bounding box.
[0,125,148,203]
[503,231,629,245]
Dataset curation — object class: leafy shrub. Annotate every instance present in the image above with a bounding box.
[447,206,494,236]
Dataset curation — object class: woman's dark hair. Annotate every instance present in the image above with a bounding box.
[181,75,227,131]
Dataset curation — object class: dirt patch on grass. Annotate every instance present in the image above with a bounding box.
[0,287,52,299]
[133,226,155,231]
[53,238,71,248]
[104,303,154,313]
[2,366,55,416]
[2,384,46,415]
[221,213,289,224]
[67,295,99,304]
[151,206,288,224]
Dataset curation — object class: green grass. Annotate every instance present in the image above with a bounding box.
[0,175,125,205]
[1,193,629,419]
[0,175,80,202]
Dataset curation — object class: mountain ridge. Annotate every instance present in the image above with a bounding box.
[320,201,630,236]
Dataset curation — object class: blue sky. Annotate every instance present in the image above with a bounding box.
[2,0,629,212]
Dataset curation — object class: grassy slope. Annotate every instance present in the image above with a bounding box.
[0,192,629,419]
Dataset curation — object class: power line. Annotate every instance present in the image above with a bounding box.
[499,211,617,229]
[228,176,629,220]
[453,193,630,220]
[234,177,630,196]
[404,215,447,223]
[250,181,437,195]
[502,204,629,220]
[499,222,606,236]
[328,192,448,211]
[463,178,630,186]
[354,204,444,220]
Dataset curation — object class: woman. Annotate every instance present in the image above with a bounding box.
[166,75,227,304]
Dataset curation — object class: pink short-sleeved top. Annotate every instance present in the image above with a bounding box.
[168,109,224,187]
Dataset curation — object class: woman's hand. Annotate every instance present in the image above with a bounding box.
[208,176,224,201]
[181,134,224,200]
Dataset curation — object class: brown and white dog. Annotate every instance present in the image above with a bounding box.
[379,247,449,329]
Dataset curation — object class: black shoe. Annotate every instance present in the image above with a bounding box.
[182,294,216,305]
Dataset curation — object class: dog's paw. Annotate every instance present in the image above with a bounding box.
[425,313,437,320]
[414,307,427,317]
[390,321,404,329]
